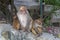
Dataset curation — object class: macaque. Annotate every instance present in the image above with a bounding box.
[13,6,32,32]
[13,6,43,37]
[30,18,43,36]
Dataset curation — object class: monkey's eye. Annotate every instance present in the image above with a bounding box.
[20,10,25,12]
[20,9,26,12]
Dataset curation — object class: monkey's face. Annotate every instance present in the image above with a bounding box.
[34,19,42,28]
[19,6,27,14]
[36,19,42,24]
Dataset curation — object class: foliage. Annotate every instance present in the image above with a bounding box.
[44,0,60,6]
[44,0,60,26]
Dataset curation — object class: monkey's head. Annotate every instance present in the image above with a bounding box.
[19,5,27,14]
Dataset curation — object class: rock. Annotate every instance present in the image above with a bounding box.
[0,24,60,40]
[1,31,16,40]
[36,32,60,40]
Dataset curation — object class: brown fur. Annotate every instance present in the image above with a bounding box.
[13,16,20,30]
[13,17,43,36]
[30,18,43,36]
